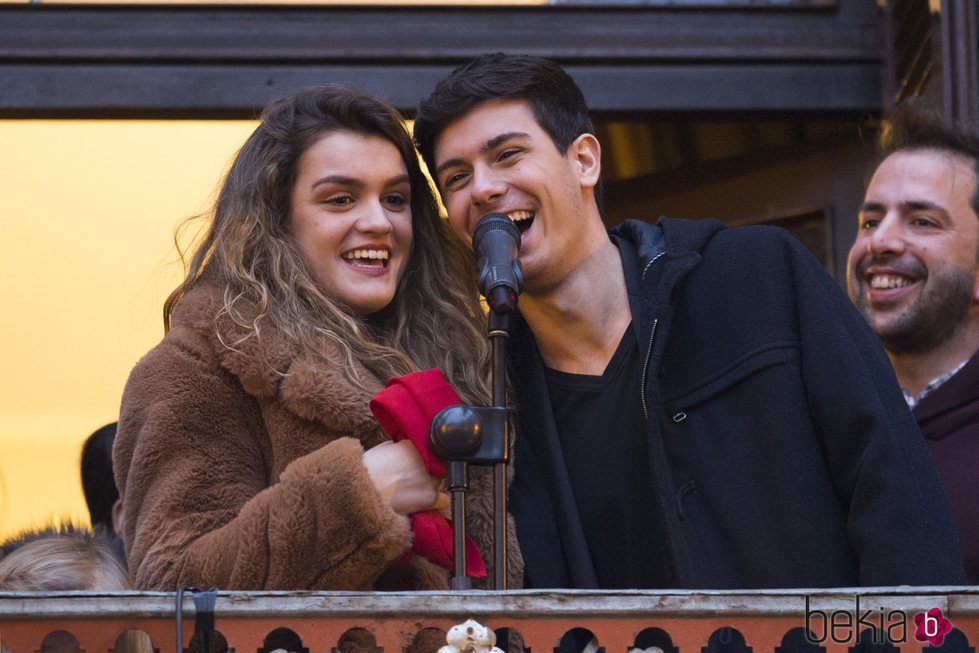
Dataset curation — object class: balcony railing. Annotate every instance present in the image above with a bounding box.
[2,588,978,653]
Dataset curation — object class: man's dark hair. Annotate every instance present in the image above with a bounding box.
[414,52,603,214]
[883,103,979,218]
[80,422,119,532]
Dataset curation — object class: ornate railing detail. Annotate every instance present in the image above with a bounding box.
[2,588,977,653]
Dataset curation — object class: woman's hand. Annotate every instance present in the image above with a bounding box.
[363,440,449,515]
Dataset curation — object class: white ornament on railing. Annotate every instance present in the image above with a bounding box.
[438,619,504,653]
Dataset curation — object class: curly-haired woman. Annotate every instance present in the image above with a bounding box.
[114,85,521,591]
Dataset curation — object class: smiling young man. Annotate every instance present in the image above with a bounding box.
[847,107,979,582]
[415,53,965,589]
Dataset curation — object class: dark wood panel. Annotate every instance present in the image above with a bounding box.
[573,63,880,111]
[0,4,878,62]
[0,1,883,116]
[0,62,881,116]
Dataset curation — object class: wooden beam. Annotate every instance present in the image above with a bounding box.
[0,2,883,116]
[0,62,881,117]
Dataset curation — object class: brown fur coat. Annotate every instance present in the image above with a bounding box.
[115,281,521,590]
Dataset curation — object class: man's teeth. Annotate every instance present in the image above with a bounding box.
[870,274,911,289]
[507,210,534,223]
[344,249,389,261]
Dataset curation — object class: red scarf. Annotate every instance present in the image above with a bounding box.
[369,369,487,577]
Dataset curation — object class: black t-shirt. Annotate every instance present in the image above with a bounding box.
[544,325,669,588]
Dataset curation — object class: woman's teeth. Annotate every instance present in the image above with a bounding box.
[343,249,389,265]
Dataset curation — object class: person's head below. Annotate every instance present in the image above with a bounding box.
[414,53,607,294]
[80,422,122,535]
[846,104,979,357]
[0,530,133,591]
[168,84,489,401]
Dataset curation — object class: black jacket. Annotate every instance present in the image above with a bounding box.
[509,217,966,589]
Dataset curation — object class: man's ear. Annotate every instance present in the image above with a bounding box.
[570,133,601,190]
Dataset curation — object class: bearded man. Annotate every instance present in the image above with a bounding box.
[848,107,979,582]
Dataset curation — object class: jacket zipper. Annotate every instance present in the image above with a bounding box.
[641,318,658,421]
[641,252,665,279]
[639,251,666,421]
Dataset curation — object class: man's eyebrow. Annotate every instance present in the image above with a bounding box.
[858,200,952,223]
[903,200,949,216]
[434,158,464,178]
[434,131,530,178]
[483,131,529,153]
[860,200,950,212]
[859,201,885,214]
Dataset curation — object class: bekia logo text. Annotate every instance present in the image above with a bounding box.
[805,597,952,646]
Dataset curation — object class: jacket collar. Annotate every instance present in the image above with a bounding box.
[171,279,383,438]
[610,217,726,352]
[612,217,724,274]
[913,349,979,434]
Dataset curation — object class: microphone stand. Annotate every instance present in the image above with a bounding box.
[430,292,515,590]
[445,459,471,590]
[488,305,510,591]
[430,214,520,591]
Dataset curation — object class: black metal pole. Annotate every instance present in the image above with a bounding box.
[447,460,471,590]
[489,310,510,590]
[430,244,517,591]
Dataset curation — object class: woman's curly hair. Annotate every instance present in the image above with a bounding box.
[165,85,490,404]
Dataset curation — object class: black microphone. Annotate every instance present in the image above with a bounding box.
[473,213,524,314]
